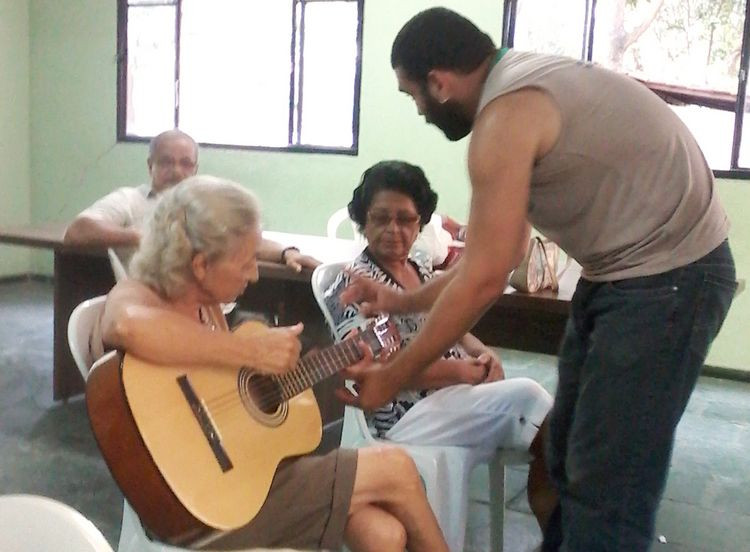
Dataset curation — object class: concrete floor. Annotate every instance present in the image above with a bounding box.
[0,279,748,551]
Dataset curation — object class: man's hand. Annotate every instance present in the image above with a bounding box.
[283,249,321,272]
[339,271,404,316]
[334,341,403,410]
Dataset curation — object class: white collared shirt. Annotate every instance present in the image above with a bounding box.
[78,183,155,230]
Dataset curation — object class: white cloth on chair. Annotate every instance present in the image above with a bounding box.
[385,379,552,462]
[411,213,453,266]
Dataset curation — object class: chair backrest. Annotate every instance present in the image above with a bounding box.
[326,207,351,239]
[310,262,348,340]
[310,262,377,445]
[107,248,128,282]
[67,295,108,380]
[326,207,367,245]
[0,494,114,552]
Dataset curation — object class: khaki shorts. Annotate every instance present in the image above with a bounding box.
[203,448,358,551]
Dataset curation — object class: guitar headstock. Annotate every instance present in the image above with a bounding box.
[359,316,401,360]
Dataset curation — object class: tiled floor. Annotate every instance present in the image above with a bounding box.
[0,279,748,551]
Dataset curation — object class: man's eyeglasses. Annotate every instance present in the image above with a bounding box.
[367,211,421,228]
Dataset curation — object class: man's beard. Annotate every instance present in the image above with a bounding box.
[423,94,473,141]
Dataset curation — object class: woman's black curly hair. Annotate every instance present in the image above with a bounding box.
[348,160,438,232]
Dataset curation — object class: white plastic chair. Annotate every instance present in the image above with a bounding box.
[0,494,114,552]
[67,295,107,380]
[311,262,522,552]
[117,499,194,552]
[326,206,367,245]
[107,248,128,282]
[326,206,350,238]
[116,492,301,552]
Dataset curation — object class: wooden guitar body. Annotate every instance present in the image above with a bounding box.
[86,321,321,545]
[86,317,398,546]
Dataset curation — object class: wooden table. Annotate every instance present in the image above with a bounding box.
[0,223,578,405]
[0,223,110,400]
[479,267,578,355]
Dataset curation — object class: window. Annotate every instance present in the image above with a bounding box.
[503,0,750,178]
[117,0,364,154]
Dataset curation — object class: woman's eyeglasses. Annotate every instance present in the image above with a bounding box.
[367,211,421,228]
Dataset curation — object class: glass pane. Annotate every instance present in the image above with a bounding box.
[592,0,745,94]
[298,1,359,148]
[739,84,750,168]
[514,0,588,59]
[126,5,176,137]
[671,104,734,171]
[128,0,176,5]
[178,0,293,147]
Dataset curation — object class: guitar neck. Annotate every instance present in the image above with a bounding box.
[274,338,365,400]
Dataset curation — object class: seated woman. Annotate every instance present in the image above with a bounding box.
[98,175,449,552]
[324,161,557,530]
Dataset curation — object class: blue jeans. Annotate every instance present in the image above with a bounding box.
[542,240,736,551]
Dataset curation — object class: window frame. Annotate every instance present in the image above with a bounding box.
[501,0,750,179]
[116,0,364,156]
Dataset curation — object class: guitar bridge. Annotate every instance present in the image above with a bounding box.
[177,375,233,473]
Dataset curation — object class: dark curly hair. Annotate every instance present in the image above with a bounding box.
[348,161,438,233]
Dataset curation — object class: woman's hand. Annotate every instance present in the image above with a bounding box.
[241,323,304,374]
[476,351,504,382]
[461,352,504,385]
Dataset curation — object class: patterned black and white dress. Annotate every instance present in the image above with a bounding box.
[324,248,467,437]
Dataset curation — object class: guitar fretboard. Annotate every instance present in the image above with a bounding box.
[274,337,367,400]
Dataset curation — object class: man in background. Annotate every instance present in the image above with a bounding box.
[64,129,318,271]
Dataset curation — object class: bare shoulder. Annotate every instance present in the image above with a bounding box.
[471,87,561,161]
[106,278,165,310]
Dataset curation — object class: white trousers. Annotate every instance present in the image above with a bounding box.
[384,377,553,462]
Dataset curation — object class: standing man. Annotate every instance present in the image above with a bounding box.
[64,129,318,271]
[340,8,736,551]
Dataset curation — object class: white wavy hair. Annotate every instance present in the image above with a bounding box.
[130,175,261,299]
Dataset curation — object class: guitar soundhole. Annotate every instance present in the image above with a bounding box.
[246,374,282,414]
[238,368,288,426]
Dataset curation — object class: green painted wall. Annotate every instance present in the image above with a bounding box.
[13,0,750,370]
[0,0,31,276]
[710,179,749,370]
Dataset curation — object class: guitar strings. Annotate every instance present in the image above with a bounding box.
[202,354,320,411]
[206,347,354,415]
[171,328,395,441]
[209,339,359,411]
[201,341,363,416]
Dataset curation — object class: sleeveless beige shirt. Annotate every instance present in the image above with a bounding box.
[477,50,729,281]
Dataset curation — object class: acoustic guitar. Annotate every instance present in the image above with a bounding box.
[86,317,399,546]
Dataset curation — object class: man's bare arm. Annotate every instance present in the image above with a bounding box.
[63,216,141,247]
[340,263,459,315]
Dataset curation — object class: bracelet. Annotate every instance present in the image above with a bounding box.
[280,246,300,263]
